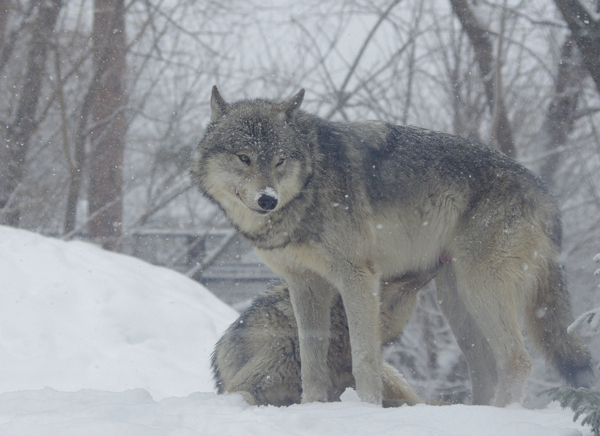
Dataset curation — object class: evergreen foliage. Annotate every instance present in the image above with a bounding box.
[543,387,600,436]
[544,253,600,435]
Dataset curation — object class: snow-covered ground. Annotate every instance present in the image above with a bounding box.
[0,226,592,435]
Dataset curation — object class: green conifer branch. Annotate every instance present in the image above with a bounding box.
[542,387,600,436]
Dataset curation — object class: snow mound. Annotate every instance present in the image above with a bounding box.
[0,226,238,400]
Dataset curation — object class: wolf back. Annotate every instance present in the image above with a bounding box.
[192,87,593,406]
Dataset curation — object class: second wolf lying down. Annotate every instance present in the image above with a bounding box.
[212,272,434,407]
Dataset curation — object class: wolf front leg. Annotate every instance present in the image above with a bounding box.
[338,264,383,405]
[286,271,336,403]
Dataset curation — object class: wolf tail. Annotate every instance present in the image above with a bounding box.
[525,259,594,388]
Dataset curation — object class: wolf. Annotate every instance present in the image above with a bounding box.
[192,87,593,406]
[211,272,434,407]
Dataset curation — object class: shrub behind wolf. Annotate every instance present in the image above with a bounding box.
[192,87,593,406]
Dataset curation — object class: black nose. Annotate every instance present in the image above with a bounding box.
[258,194,278,211]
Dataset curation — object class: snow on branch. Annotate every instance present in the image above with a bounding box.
[568,309,600,334]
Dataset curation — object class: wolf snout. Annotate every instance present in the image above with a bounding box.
[257,193,278,211]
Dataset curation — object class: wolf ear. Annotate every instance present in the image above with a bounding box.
[210,86,228,122]
[277,88,305,122]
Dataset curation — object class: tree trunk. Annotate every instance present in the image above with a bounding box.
[0,0,8,50]
[63,49,109,235]
[539,35,586,193]
[88,0,127,249]
[0,0,62,226]
[449,0,515,157]
[554,0,600,94]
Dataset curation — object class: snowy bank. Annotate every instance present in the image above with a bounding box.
[0,226,237,399]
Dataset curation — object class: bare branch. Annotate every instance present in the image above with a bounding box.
[325,0,403,120]
[449,0,515,157]
[554,0,600,94]
[0,0,42,74]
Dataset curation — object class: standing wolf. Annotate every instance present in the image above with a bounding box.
[192,87,593,406]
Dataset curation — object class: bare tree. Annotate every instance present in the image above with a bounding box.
[0,0,8,50]
[0,0,42,74]
[449,0,515,157]
[0,0,63,226]
[538,35,587,192]
[429,10,486,141]
[554,0,600,94]
[87,0,127,249]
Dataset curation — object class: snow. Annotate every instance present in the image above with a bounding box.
[0,226,237,399]
[0,226,592,435]
[255,187,278,201]
[0,389,588,436]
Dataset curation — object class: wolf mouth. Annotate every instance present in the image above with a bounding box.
[251,209,270,215]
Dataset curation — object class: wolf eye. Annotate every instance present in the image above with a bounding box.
[238,154,251,165]
[276,157,285,167]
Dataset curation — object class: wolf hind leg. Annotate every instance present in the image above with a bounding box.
[381,361,421,407]
[451,264,533,406]
[379,273,433,344]
[525,260,593,388]
[435,266,498,405]
[287,271,335,403]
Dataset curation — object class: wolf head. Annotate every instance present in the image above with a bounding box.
[192,87,313,226]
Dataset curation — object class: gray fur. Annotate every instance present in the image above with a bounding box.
[211,273,431,407]
[193,87,593,406]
